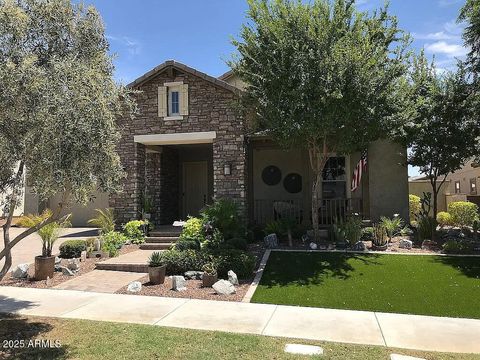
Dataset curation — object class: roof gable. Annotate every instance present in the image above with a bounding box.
[127,60,240,94]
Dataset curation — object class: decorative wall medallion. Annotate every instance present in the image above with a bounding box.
[262,165,282,186]
[283,173,302,193]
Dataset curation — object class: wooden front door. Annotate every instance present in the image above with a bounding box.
[183,161,208,218]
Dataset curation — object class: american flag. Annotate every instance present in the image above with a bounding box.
[351,150,367,192]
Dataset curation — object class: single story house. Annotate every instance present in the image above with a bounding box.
[19,60,409,227]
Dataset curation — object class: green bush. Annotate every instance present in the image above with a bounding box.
[409,194,421,223]
[59,240,86,258]
[442,239,474,254]
[448,201,479,227]
[101,231,127,257]
[436,211,453,227]
[360,227,374,241]
[174,237,201,251]
[159,249,210,275]
[123,220,146,244]
[201,198,245,240]
[222,237,248,250]
[180,217,205,241]
[416,216,436,241]
[207,249,256,278]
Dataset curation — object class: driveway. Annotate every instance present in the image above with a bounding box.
[0,227,99,269]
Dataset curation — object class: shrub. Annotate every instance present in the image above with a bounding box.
[264,220,285,237]
[159,249,210,275]
[59,240,87,258]
[442,239,474,254]
[180,217,205,241]
[101,231,127,257]
[201,198,245,240]
[222,237,248,250]
[123,220,147,244]
[448,201,479,228]
[360,227,374,241]
[417,216,436,241]
[207,249,256,278]
[409,194,421,223]
[437,211,453,228]
[174,237,201,251]
[87,208,115,234]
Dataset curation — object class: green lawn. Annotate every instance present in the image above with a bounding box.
[251,251,480,319]
[0,315,478,360]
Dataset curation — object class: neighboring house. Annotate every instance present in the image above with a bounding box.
[409,160,480,213]
[10,60,410,226]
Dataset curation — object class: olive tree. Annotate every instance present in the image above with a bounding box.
[230,0,410,239]
[0,0,135,279]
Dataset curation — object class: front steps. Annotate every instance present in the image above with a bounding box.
[95,227,181,272]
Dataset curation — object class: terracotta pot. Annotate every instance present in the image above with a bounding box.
[148,265,166,285]
[202,273,218,287]
[35,255,55,280]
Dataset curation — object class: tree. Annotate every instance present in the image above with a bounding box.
[0,0,136,280]
[404,53,479,223]
[459,0,480,78]
[230,0,410,239]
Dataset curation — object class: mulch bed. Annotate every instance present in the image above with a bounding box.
[116,275,252,302]
[0,244,140,289]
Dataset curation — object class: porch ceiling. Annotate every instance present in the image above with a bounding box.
[134,131,216,146]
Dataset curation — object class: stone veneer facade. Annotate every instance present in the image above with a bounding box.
[110,64,247,226]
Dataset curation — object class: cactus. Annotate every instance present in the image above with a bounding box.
[372,224,387,247]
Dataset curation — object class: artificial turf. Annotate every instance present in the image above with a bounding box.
[251,251,480,319]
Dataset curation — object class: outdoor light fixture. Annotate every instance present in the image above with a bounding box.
[224,163,232,175]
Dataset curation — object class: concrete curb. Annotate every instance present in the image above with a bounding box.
[242,249,271,303]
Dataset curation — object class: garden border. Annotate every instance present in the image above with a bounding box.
[270,248,480,257]
[242,249,271,303]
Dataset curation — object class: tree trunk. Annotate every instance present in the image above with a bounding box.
[311,171,321,241]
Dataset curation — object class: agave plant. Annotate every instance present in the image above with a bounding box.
[87,208,115,234]
[148,251,164,268]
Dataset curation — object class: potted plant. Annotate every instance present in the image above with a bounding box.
[26,210,71,280]
[142,194,153,221]
[147,251,166,285]
[202,262,218,287]
[372,223,388,251]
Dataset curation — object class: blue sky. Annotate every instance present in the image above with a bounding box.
[88,0,468,176]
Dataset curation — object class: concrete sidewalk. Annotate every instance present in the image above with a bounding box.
[0,286,479,354]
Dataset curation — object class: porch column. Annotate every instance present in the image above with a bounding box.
[145,151,161,226]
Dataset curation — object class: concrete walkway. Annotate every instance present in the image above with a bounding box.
[0,286,479,354]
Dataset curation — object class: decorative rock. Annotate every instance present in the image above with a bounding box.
[45,276,52,287]
[212,279,236,295]
[93,238,101,251]
[352,241,366,251]
[184,271,204,280]
[60,266,74,276]
[171,276,187,291]
[284,344,324,356]
[12,263,29,279]
[309,242,318,250]
[67,258,80,272]
[264,233,279,248]
[80,251,87,262]
[127,281,142,293]
[227,270,239,285]
[399,239,413,249]
[55,256,61,265]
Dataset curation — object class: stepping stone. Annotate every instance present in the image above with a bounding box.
[284,344,323,356]
[391,354,425,360]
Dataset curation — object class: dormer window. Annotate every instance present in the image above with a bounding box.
[158,81,189,120]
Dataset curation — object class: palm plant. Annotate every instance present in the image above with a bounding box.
[87,208,115,234]
[380,215,404,243]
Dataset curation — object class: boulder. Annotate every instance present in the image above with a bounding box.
[227,270,239,285]
[55,256,61,265]
[60,266,74,276]
[309,242,318,250]
[171,276,187,291]
[352,241,366,251]
[264,233,279,248]
[212,279,236,295]
[127,281,142,293]
[399,239,413,249]
[67,258,80,272]
[11,263,29,279]
[184,271,204,280]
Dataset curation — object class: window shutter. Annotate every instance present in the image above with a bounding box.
[158,86,167,117]
[180,84,189,116]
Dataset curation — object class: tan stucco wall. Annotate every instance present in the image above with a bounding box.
[408,180,449,214]
[446,160,480,195]
[367,140,409,222]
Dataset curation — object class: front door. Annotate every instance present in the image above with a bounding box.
[183,161,208,218]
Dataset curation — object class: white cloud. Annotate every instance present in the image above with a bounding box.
[413,31,460,41]
[424,41,468,57]
[106,35,141,56]
[438,0,463,7]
